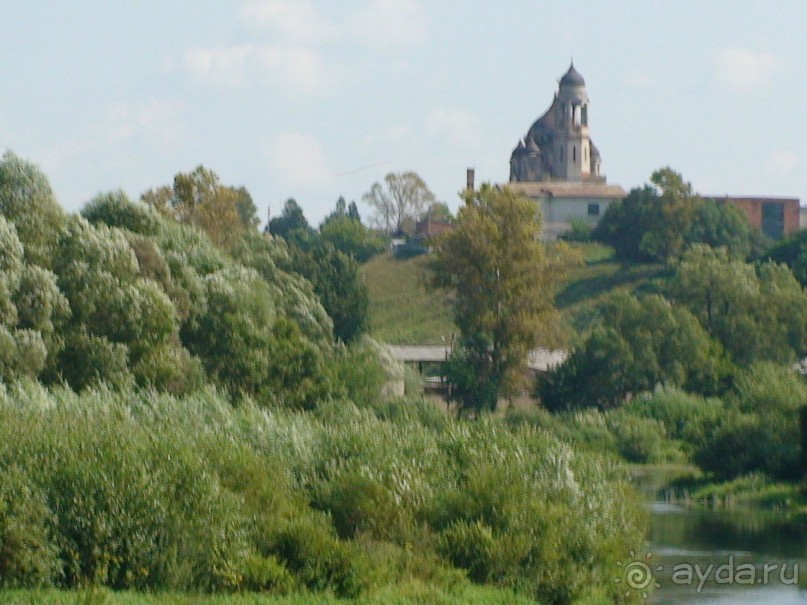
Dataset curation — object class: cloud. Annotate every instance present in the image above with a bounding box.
[105,99,184,148]
[349,0,429,49]
[766,150,797,175]
[269,132,335,192]
[183,1,428,93]
[714,48,780,92]
[183,44,329,94]
[426,108,479,146]
[241,0,336,45]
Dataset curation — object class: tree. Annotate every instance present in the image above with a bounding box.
[428,184,566,413]
[320,215,384,262]
[268,198,313,247]
[347,201,361,222]
[291,243,369,343]
[362,172,436,236]
[539,292,729,411]
[669,244,807,365]
[684,199,757,260]
[140,166,259,250]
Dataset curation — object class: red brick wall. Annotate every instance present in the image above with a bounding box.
[711,197,800,238]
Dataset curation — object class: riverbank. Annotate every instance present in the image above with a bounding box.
[632,465,807,511]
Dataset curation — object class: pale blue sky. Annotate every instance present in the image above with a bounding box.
[2,1,805,226]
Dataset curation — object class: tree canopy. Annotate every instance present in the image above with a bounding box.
[363,171,436,236]
[428,184,567,413]
[593,167,758,263]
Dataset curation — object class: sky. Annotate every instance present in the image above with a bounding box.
[2,1,806,227]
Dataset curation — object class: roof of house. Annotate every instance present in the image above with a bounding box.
[388,345,567,372]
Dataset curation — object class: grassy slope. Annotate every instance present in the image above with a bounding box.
[363,244,664,345]
[362,253,454,345]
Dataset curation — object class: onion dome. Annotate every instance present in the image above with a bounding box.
[560,63,585,87]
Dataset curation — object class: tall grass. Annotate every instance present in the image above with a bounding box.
[0,382,645,604]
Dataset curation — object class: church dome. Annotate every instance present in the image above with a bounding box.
[511,140,527,157]
[560,63,585,87]
[525,135,541,153]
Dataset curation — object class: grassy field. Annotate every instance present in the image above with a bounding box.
[0,584,541,605]
[362,244,664,345]
[361,253,455,345]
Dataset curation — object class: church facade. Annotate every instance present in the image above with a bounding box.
[505,63,626,240]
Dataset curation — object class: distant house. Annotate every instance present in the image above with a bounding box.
[414,218,454,238]
[705,195,800,240]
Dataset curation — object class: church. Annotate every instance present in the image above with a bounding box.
[505,63,626,240]
[504,63,801,240]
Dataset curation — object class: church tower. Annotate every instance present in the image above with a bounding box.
[509,62,604,183]
[554,63,590,181]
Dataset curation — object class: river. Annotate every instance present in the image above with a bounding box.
[628,468,807,604]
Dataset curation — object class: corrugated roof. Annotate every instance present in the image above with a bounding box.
[389,346,567,372]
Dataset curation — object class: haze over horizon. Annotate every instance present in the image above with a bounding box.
[2,1,805,225]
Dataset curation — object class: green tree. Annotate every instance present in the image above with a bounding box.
[268,198,314,246]
[638,168,699,263]
[0,152,65,267]
[669,244,807,365]
[592,184,657,262]
[362,172,436,236]
[684,199,757,260]
[319,215,384,262]
[291,243,369,343]
[141,166,258,250]
[539,292,728,410]
[428,184,566,413]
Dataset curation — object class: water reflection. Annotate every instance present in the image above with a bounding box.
[634,469,807,604]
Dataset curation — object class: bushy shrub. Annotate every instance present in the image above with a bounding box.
[0,465,60,587]
[605,412,666,463]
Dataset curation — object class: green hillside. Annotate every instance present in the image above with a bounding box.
[363,243,664,345]
[361,252,454,345]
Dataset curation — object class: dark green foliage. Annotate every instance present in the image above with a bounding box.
[539,293,728,410]
[443,335,501,414]
[290,243,370,344]
[268,199,313,244]
[760,228,807,286]
[685,199,759,259]
[82,191,161,236]
[694,363,807,480]
[594,168,757,263]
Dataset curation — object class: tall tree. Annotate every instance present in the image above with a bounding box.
[428,184,566,413]
[363,171,436,236]
[268,198,312,244]
[140,166,259,250]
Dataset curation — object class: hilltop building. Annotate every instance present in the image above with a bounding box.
[504,63,626,239]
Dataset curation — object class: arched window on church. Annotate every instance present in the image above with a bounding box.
[573,146,576,162]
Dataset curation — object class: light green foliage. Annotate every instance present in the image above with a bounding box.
[670,244,807,365]
[0,152,65,267]
[319,214,385,262]
[142,166,259,251]
[428,184,569,413]
[0,384,644,603]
